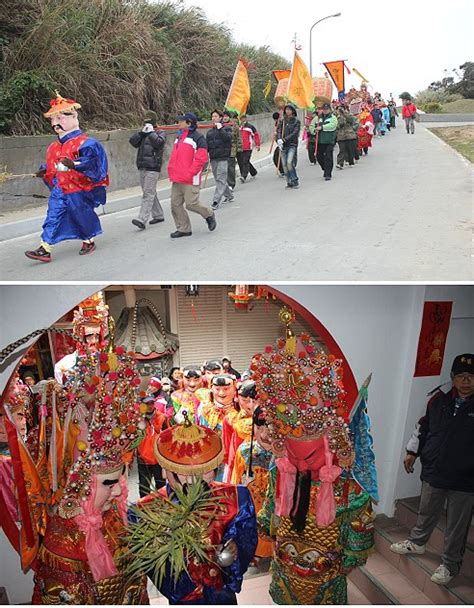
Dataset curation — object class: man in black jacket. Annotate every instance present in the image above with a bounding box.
[276,103,301,189]
[206,109,233,210]
[129,110,166,230]
[390,354,474,585]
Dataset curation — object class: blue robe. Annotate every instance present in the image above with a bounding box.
[41,130,108,245]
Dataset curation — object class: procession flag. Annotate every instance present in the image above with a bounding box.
[323,60,346,100]
[272,69,292,82]
[225,58,251,117]
[287,51,314,109]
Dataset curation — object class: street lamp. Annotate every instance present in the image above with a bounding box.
[309,13,342,76]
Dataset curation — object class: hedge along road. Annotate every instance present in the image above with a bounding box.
[1,121,472,282]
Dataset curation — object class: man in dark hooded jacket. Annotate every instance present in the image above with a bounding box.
[276,103,301,189]
[129,110,166,230]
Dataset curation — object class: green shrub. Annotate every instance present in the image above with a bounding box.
[420,102,443,113]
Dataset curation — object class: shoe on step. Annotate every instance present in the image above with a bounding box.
[170,231,192,238]
[149,218,164,225]
[390,540,425,555]
[430,564,454,585]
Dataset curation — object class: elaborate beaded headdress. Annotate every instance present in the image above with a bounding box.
[252,307,353,469]
[58,343,145,518]
[72,291,109,343]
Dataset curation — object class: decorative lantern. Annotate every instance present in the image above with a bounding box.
[274,78,289,109]
[313,77,333,107]
[228,285,255,311]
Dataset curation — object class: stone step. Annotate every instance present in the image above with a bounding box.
[375,516,474,604]
[393,498,474,578]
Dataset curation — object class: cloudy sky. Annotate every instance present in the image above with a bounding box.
[181,0,472,101]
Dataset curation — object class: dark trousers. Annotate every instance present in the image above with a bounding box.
[409,481,474,575]
[237,150,257,179]
[337,140,357,167]
[227,156,236,189]
[138,462,165,498]
[307,138,317,164]
[316,143,335,178]
[390,116,396,128]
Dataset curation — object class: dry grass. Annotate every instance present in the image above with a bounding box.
[1,0,289,135]
[429,125,474,163]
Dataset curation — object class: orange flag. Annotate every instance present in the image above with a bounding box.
[287,52,314,109]
[272,69,292,82]
[225,59,251,117]
[323,60,346,95]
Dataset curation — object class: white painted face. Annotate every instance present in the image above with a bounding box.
[93,468,124,512]
[212,382,235,406]
[50,111,79,136]
[238,395,256,416]
[183,375,202,393]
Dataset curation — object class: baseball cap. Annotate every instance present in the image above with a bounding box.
[176,112,198,124]
[451,354,474,376]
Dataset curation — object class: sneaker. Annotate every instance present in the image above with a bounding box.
[132,219,146,230]
[206,213,217,231]
[239,176,246,183]
[285,184,293,189]
[249,174,257,180]
[224,194,234,203]
[149,218,164,225]
[324,176,332,181]
[24,246,51,263]
[211,201,220,210]
[390,540,425,555]
[336,164,343,170]
[79,241,96,256]
[170,231,192,238]
[292,184,300,189]
[430,565,454,585]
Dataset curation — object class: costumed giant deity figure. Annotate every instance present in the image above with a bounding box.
[256,308,378,604]
[128,413,258,604]
[0,311,148,604]
[25,93,109,263]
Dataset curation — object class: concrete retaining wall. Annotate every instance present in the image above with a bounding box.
[419,113,474,122]
[0,112,281,213]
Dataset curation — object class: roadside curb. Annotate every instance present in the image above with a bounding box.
[0,154,274,242]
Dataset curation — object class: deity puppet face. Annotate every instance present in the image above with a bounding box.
[165,468,216,490]
[50,110,80,136]
[211,381,236,406]
[183,374,202,393]
[93,467,124,512]
[83,328,100,354]
[254,423,272,451]
[238,394,256,416]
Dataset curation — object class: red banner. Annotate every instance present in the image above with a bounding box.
[414,301,453,377]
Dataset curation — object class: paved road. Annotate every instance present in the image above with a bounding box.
[1,123,472,281]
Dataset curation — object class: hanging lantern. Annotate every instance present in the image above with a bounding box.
[228,285,255,311]
[185,285,200,297]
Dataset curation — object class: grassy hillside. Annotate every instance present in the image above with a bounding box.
[441,99,474,113]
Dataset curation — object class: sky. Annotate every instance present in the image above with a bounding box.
[179,0,473,102]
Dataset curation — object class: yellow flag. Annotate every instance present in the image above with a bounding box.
[263,79,272,98]
[225,59,251,116]
[287,52,314,109]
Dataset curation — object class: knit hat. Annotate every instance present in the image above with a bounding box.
[144,110,158,124]
[154,414,223,475]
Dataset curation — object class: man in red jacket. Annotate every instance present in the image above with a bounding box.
[401,99,418,134]
[167,112,216,238]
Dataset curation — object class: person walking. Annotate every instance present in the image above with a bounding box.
[305,110,318,165]
[276,103,301,189]
[310,103,338,181]
[335,105,359,169]
[388,100,398,128]
[24,93,108,263]
[223,110,242,191]
[167,112,216,238]
[237,115,261,182]
[271,111,285,177]
[390,354,474,585]
[129,110,166,231]
[402,98,418,134]
[371,104,383,137]
[206,109,234,210]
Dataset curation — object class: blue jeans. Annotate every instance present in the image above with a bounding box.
[281,147,298,185]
